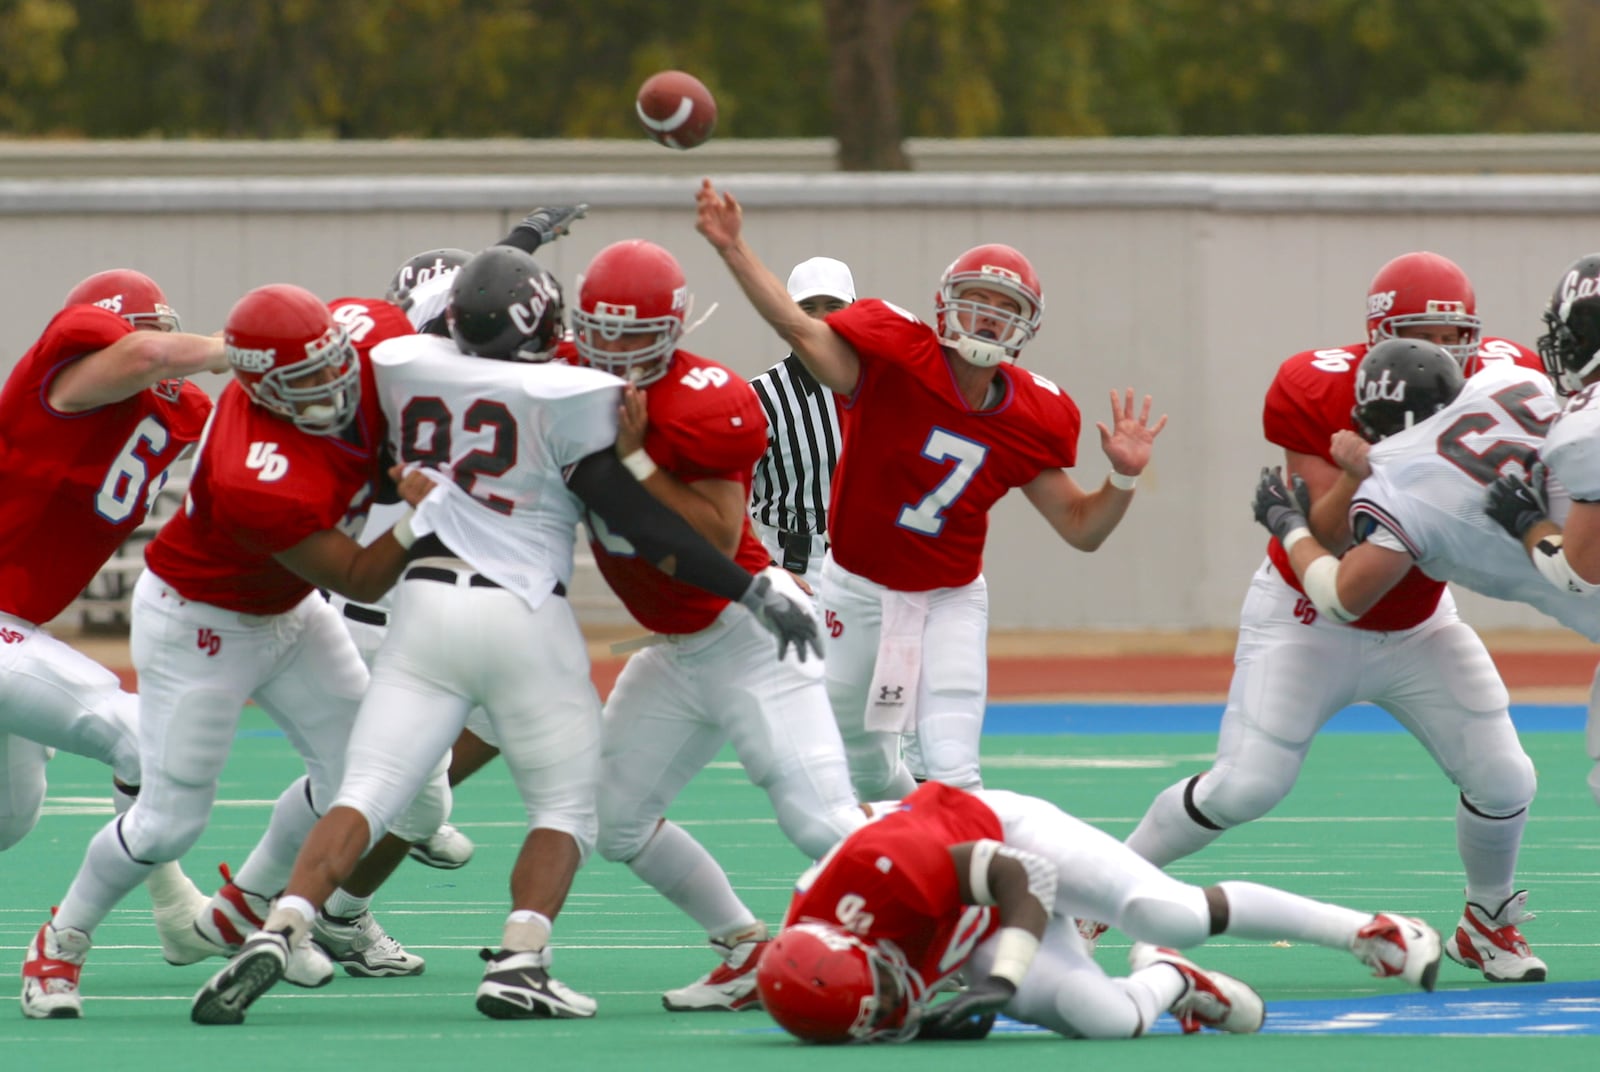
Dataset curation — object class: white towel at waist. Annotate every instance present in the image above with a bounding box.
[864,589,929,733]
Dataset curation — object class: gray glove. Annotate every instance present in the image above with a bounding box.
[514,204,588,248]
[918,978,1012,1039]
[738,569,822,662]
[1252,466,1312,544]
[1485,460,1550,541]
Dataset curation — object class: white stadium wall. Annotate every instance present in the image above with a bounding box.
[6,140,1600,632]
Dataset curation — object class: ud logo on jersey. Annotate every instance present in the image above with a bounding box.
[245,441,289,482]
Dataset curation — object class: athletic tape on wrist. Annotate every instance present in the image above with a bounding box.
[1108,471,1139,491]
[621,447,658,482]
[392,510,418,550]
[988,926,1041,988]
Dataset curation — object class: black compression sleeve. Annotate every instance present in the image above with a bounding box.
[566,449,752,603]
[496,228,541,254]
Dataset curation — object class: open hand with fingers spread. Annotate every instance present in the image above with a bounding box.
[694,179,743,253]
[1097,388,1167,480]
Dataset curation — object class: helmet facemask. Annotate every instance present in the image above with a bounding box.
[571,301,685,386]
[1369,304,1482,367]
[233,325,361,436]
[936,260,1043,368]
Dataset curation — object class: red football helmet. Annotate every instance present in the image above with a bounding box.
[224,284,360,436]
[63,269,181,332]
[1365,252,1482,365]
[934,244,1044,367]
[755,923,919,1044]
[571,239,690,385]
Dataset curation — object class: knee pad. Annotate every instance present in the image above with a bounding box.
[595,795,653,864]
[528,807,598,865]
[773,804,858,860]
[119,797,209,863]
[1191,765,1291,829]
[0,808,42,852]
[1461,751,1537,818]
[918,737,981,790]
[386,771,452,845]
[1120,889,1211,949]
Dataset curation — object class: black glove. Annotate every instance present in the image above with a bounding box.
[513,204,588,249]
[1485,461,1550,540]
[918,976,1015,1038]
[737,569,822,662]
[1252,466,1311,544]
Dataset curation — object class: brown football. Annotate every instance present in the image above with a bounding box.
[635,70,718,150]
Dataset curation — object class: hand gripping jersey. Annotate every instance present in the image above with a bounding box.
[145,299,412,614]
[1262,336,1542,631]
[373,333,624,611]
[784,781,1004,1002]
[1348,364,1600,638]
[579,346,773,634]
[825,300,1080,591]
[0,305,212,624]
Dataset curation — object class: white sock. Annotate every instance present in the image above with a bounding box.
[503,910,552,953]
[231,776,320,898]
[55,818,156,935]
[1214,880,1368,949]
[1123,779,1224,867]
[322,888,372,921]
[264,896,315,945]
[1457,797,1523,910]
[143,861,200,910]
[627,820,757,938]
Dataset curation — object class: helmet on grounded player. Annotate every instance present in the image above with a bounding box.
[755,923,919,1044]
[225,283,361,436]
[1351,338,1465,443]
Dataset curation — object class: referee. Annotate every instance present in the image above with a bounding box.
[749,257,855,582]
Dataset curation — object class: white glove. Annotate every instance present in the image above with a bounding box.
[737,567,823,662]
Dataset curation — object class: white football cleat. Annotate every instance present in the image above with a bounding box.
[1130,943,1265,1034]
[1444,891,1547,983]
[21,921,91,1020]
[407,823,475,870]
[662,936,767,1011]
[476,946,596,1019]
[190,929,290,1026]
[312,911,425,977]
[1351,913,1442,991]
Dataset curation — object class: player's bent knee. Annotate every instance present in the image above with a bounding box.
[1461,754,1536,817]
[1120,892,1211,949]
[774,808,853,860]
[594,811,652,864]
[1192,768,1290,828]
[121,808,208,863]
[528,808,598,864]
[0,808,42,852]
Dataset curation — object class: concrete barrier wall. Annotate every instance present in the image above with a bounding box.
[8,160,1598,631]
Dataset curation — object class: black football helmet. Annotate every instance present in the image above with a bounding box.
[1538,253,1600,396]
[1351,338,1465,442]
[446,246,565,362]
[385,247,472,311]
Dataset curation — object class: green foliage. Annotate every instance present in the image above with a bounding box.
[0,0,1567,139]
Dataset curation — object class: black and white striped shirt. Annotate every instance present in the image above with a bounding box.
[750,353,841,543]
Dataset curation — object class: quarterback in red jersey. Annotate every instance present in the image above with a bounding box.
[568,239,863,1014]
[758,782,1442,1044]
[698,179,1166,800]
[1122,251,1547,986]
[2,267,224,981]
[23,284,434,1019]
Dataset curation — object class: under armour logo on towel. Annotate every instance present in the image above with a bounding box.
[877,685,905,703]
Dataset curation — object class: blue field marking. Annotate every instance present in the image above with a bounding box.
[987,981,1600,1036]
[984,702,1586,735]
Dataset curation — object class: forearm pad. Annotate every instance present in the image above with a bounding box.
[1533,535,1600,596]
[566,449,751,603]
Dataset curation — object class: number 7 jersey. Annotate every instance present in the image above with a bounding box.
[1348,363,1600,640]
[0,305,212,625]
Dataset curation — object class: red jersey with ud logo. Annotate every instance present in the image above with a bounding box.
[825,300,1080,591]
[1262,336,1542,631]
[572,344,772,634]
[784,781,1003,996]
[145,298,410,614]
[0,305,212,624]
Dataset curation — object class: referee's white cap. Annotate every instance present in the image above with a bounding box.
[787,257,856,304]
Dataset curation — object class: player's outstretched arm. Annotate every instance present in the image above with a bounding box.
[49,331,228,413]
[497,204,588,254]
[1023,389,1167,551]
[694,178,861,395]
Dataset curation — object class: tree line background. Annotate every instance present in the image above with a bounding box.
[3,0,1597,168]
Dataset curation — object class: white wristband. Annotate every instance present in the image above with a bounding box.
[621,447,658,482]
[391,509,418,551]
[1280,525,1311,553]
[987,926,1041,988]
[1108,471,1138,491]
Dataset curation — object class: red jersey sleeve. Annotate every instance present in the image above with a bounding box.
[1262,345,1366,460]
[642,353,769,482]
[827,299,948,390]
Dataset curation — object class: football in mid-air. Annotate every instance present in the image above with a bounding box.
[635,70,717,150]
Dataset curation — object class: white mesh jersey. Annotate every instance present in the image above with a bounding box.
[370,334,624,612]
[1541,381,1600,501]
[1348,363,1600,639]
